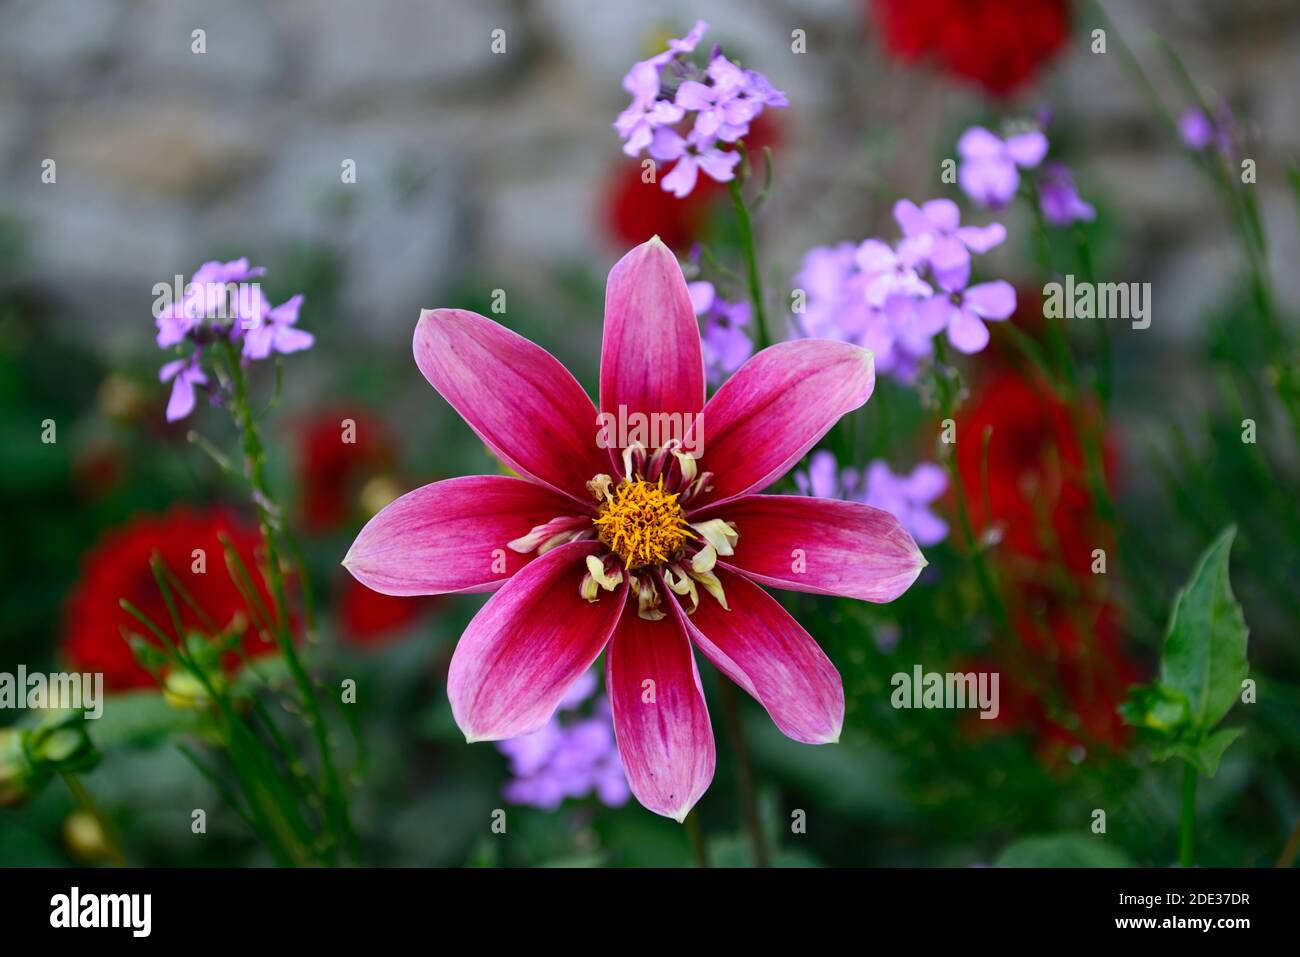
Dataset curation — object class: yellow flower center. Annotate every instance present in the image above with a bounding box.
[592,477,692,569]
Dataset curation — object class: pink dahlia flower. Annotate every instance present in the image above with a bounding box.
[343,238,926,820]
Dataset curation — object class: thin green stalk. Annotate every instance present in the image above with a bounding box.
[728,178,771,352]
[931,339,1008,626]
[1178,761,1197,867]
[685,811,710,868]
[717,680,769,868]
[62,773,126,867]
[217,340,356,862]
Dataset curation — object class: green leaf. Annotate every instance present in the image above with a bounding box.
[995,834,1133,868]
[1159,527,1249,733]
[1163,726,1245,778]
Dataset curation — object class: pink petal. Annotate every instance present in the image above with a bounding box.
[448,540,626,741]
[600,239,705,435]
[675,567,844,744]
[343,475,585,596]
[606,609,715,822]
[692,494,926,602]
[414,309,606,502]
[696,340,874,505]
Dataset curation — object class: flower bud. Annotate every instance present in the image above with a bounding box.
[26,710,100,776]
[0,728,40,808]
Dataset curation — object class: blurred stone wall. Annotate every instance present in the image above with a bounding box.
[1,0,1298,355]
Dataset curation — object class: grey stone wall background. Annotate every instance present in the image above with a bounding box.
[1,0,1297,358]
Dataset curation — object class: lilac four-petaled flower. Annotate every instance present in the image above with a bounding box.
[957,126,1049,209]
[614,21,786,199]
[688,280,752,386]
[497,670,630,811]
[153,258,310,422]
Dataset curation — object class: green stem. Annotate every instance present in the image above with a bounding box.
[717,680,769,867]
[684,811,710,868]
[62,772,127,867]
[219,340,356,863]
[1178,761,1197,867]
[728,178,771,352]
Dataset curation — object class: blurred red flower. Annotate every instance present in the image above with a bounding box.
[337,577,429,647]
[955,367,1108,578]
[62,506,280,691]
[953,366,1139,757]
[869,0,1071,97]
[294,408,395,534]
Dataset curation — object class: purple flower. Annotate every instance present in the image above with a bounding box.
[957,125,1049,208]
[892,199,1006,283]
[855,237,932,307]
[615,61,685,157]
[1178,104,1236,158]
[159,355,208,423]
[863,461,949,547]
[153,258,309,422]
[649,127,741,197]
[646,19,709,67]
[1037,162,1095,226]
[613,21,785,198]
[496,670,630,811]
[242,293,314,360]
[689,281,752,386]
[796,452,948,547]
[678,56,787,143]
[794,449,860,500]
[915,259,1016,354]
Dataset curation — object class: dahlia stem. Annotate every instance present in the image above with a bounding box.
[62,772,126,867]
[718,679,769,867]
[218,339,356,863]
[728,178,772,352]
[1178,761,1197,868]
[684,811,710,868]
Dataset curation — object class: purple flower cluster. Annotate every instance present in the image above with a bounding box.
[793,198,1015,372]
[154,258,312,422]
[688,280,753,387]
[614,20,787,198]
[496,670,630,811]
[958,122,1094,227]
[795,450,948,547]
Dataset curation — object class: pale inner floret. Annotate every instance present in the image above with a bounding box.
[591,477,692,569]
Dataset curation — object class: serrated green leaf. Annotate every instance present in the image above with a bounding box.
[1160,527,1249,733]
[995,834,1133,868]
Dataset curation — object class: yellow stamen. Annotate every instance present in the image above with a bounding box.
[592,476,693,569]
